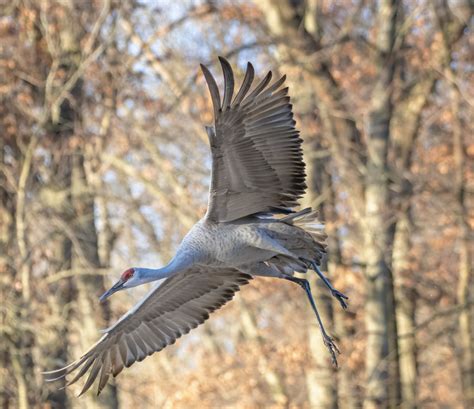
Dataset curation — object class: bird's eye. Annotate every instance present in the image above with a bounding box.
[121,268,134,281]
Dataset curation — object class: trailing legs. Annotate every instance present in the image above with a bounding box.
[285,276,339,366]
[301,259,349,309]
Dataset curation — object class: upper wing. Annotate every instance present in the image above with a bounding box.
[44,266,252,395]
[201,57,306,223]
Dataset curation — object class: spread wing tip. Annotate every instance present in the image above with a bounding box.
[42,358,80,379]
[43,268,254,396]
[219,57,234,109]
[200,62,221,116]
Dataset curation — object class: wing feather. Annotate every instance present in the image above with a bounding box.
[200,64,221,117]
[66,356,95,386]
[219,57,234,109]
[44,266,251,394]
[232,62,254,106]
[246,70,272,101]
[111,344,124,377]
[79,358,102,396]
[97,352,111,395]
[201,57,306,222]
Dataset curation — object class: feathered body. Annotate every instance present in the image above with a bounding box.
[176,209,326,273]
[44,57,347,396]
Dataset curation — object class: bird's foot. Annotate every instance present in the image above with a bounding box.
[322,333,340,368]
[331,289,349,309]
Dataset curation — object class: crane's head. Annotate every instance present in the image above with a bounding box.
[99,268,137,302]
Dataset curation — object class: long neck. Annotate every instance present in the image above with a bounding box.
[136,251,194,284]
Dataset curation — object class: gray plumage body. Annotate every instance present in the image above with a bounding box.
[177,212,325,273]
[44,57,347,396]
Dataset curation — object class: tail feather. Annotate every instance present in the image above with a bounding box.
[283,208,327,251]
[280,207,312,222]
[264,207,328,270]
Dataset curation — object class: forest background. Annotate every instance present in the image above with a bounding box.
[0,0,472,408]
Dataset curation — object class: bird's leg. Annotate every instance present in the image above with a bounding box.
[286,276,339,367]
[309,261,348,310]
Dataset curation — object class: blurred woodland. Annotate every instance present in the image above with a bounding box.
[0,0,473,408]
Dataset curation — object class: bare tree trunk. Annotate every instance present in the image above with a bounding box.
[238,297,289,406]
[390,61,437,409]
[323,162,359,409]
[390,78,433,409]
[0,140,38,409]
[43,1,119,405]
[392,213,417,409]
[0,138,16,409]
[37,151,74,409]
[451,83,473,409]
[362,156,399,409]
[433,3,473,405]
[71,152,119,408]
[305,144,338,409]
[363,2,401,408]
[390,3,469,405]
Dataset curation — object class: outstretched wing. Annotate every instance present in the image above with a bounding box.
[201,57,306,223]
[44,267,252,395]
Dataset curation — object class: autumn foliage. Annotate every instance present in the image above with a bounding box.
[0,1,472,408]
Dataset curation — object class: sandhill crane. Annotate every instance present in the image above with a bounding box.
[44,57,348,395]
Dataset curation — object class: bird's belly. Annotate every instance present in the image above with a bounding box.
[215,244,275,266]
[200,224,275,267]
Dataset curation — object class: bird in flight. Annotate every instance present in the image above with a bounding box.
[44,57,348,395]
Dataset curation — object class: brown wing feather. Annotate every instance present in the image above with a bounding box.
[43,267,252,395]
[202,57,306,222]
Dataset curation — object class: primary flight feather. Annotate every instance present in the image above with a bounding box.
[44,57,348,395]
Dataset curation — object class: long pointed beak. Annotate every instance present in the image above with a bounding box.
[99,279,125,303]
